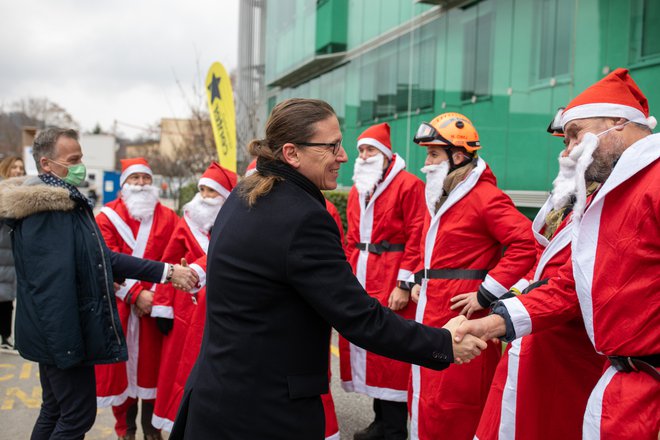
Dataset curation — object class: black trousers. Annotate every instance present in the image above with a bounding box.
[0,300,13,338]
[31,364,97,440]
[373,398,408,440]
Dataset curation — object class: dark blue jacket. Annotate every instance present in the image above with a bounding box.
[0,176,165,369]
[171,161,453,440]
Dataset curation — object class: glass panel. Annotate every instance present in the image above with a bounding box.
[462,4,493,100]
[375,40,398,118]
[413,22,437,110]
[359,54,376,122]
[553,0,573,76]
[642,0,660,57]
[396,34,412,113]
[537,0,556,80]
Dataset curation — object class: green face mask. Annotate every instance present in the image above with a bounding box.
[51,161,87,186]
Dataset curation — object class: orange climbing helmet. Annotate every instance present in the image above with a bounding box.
[413,112,481,154]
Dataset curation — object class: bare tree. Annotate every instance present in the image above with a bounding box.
[12,97,79,130]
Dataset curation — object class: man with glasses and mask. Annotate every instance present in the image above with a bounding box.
[408,113,536,440]
[340,122,425,440]
[456,68,660,440]
[0,128,198,440]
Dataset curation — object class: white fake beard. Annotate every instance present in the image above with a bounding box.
[184,192,224,233]
[570,132,600,222]
[550,151,579,211]
[121,184,160,222]
[421,161,450,215]
[352,154,384,195]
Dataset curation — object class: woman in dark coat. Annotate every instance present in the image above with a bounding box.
[0,156,25,349]
[171,99,487,439]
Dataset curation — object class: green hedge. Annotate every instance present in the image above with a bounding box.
[178,182,198,215]
[323,189,349,233]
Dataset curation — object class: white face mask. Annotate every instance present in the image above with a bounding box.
[570,120,630,221]
[352,154,384,195]
[421,160,450,215]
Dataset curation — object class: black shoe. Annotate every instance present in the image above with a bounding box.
[0,336,14,350]
[354,421,384,440]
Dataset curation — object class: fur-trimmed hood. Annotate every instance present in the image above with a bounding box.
[0,176,75,220]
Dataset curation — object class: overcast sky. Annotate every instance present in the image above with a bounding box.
[0,0,239,138]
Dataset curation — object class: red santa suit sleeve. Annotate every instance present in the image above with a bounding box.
[395,177,425,282]
[151,222,192,318]
[189,254,207,292]
[475,190,537,307]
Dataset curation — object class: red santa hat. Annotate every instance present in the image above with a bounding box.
[357,122,392,159]
[245,158,257,177]
[120,157,152,186]
[198,162,237,199]
[560,68,657,130]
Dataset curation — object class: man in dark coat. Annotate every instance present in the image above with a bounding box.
[0,128,199,440]
[171,99,487,439]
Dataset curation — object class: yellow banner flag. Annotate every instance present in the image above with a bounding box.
[205,62,237,172]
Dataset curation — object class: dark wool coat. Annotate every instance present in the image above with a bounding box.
[0,176,165,369]
[171,162,453,440]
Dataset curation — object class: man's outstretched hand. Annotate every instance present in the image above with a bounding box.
[171,258,199,292]
[442,315,488,364]
[454,314,507,345]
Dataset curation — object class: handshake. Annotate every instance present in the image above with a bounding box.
[168,258,200,292]
[441,314,506,364]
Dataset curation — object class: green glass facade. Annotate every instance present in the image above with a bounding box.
[264,0,660,198]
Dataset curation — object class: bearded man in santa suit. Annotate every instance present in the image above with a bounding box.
[457,68,660,440]
[95,157,179,440]
[339,122,425,440]
[150,162,237,433]
[474,112,604,440]
[409,113,536,440]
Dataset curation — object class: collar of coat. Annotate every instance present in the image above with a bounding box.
[0,175,76,220]
[257,158,326,207]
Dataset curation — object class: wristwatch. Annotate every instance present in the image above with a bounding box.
[396,280,413,291]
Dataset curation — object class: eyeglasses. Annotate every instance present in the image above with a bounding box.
[294,140,342,155]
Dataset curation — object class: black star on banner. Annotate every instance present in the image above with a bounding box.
[207,74,222,102]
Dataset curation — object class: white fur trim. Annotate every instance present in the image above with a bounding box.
[325,432,340,440]
[151,414,174,432]
[151,305,174,319]
[560,103,649,130]
[184,215,210,254]
[358,137,393,159]
[583,366,617,440]
[189,263,206,293]
[499,338,522,440]
[355,155,406,288]
[534,220,573,281]
[120,164,152,186]
[482,274,508,298]
[501,296,532,338]
[531,197,553,248]
[397,269,412,282]
[511,278,530,292]
[198,177,230,199]
[96,388,130,408]
[344,343,408,401]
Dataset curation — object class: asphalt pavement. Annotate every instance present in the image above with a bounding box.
[0,331,372,439]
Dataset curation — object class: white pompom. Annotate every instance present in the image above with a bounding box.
[647,116,657,130]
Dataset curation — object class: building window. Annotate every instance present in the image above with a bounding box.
[358,21,437,123]
[461,5,494,101]
[631,0,660,61]
[536,0,574,81]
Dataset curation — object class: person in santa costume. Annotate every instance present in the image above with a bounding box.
[150,162,237,433]
[340,122,425,440]
[95,157,179,440]
[409,112,536,440]
[456,67,660,440]
[474,112,605,440]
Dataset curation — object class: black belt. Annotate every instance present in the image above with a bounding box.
[414,268,488,285]
[608,355,660,382]
[356,241,405,255]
